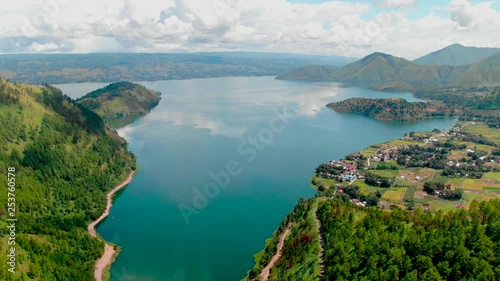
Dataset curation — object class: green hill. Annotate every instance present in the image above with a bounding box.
[466,89,500,110]
[76,82,161,127]
[283,51,500,90]
[330,52,413,87]
[450,53,500,88]
[329,52,470,88]
[275,65,339,81]
[0,78,135,280]
[414,43,500,66]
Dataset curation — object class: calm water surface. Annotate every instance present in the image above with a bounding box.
[57,77,457,281]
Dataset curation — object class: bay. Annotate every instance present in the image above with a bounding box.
[56,77,457,281]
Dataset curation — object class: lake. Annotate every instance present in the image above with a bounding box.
[56,77,457,281]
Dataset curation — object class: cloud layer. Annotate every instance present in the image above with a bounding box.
[0,0,499,59]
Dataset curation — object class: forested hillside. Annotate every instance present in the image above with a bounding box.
[243,198,321,281]
[0,78,135,280]
[76,81,161,127]
[245,198,500,281]
[317,199,499,280]
[326,98,452,121]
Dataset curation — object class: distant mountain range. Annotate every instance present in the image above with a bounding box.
[0,52,357,84]
[275,65,339,81]
[414,44,500,66]
[276,44,500,90]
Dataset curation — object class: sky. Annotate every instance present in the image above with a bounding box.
[0,0,499,59]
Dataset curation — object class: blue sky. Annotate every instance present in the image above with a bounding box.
[289,0,500,20]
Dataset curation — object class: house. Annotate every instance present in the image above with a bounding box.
[466,149,475,153]
[344,164,357,171]
[341,174,355,181]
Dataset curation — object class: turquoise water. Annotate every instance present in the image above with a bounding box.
[57,77,457,281]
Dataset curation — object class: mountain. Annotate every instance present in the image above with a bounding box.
[0,79,135,280]
[449,53,500,88]
[76,82,161,127]
[282,51,500,90]
[414,44,500,66]
[276,65,339,81]
[329,52,413,87]
[0,52,356,84]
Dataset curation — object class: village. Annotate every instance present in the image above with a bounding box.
[313,122,500,210]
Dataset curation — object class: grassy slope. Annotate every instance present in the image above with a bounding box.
[414,44,500,66]
[0,79,135,280]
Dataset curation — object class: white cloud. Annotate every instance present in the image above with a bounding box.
[448,0,499,28]
[378,0,416,9]
[0,0,499,59]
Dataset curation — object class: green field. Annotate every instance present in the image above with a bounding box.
[382,188,408,202]
[313,122,500,211]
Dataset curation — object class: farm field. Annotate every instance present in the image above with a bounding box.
[312,122,500,211]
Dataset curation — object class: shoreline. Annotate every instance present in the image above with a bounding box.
[88,170,136,281]
[259,222,293,281]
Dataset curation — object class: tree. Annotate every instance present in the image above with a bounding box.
[366,194,379,207]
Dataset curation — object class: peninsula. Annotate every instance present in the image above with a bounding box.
[76,82,161,127]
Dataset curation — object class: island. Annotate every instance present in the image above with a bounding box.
[327,97,454,122]
[76,81,161,127]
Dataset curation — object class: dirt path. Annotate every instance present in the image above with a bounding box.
[88,170,136,281]
[315,206,325,281]
[260,222,292,281]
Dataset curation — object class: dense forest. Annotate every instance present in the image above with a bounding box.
[317,199,500,280]
[246,198,500,281]
[327,98,452,122]
[0,78,135,280]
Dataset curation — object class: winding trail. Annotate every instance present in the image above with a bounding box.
[315,205,325,281]
[88,170,136,281]
[260,222,293,281]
